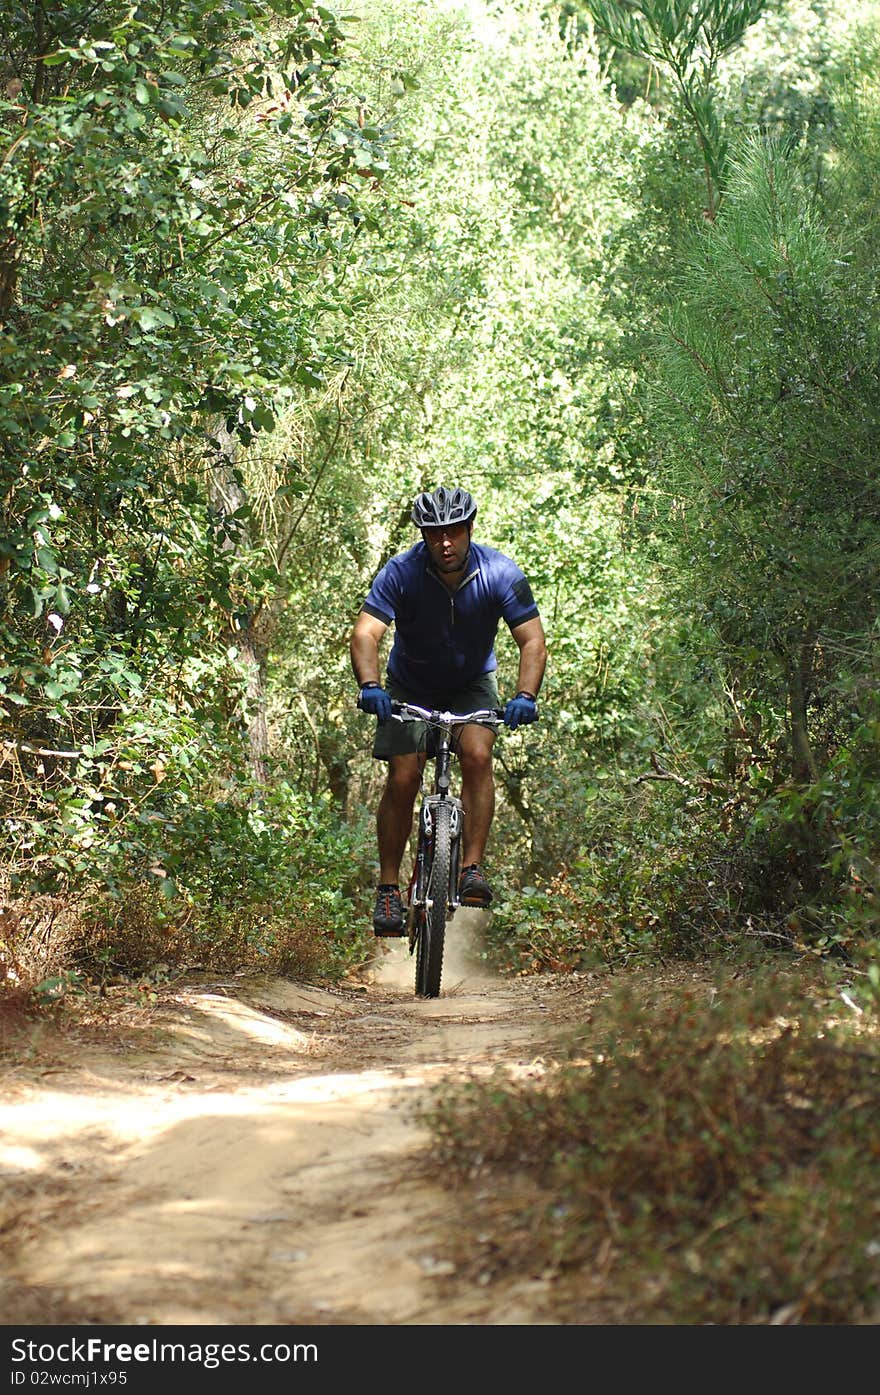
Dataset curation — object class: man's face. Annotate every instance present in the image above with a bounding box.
[422,522,472,573]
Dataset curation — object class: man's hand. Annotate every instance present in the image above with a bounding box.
[504,691,538,730]
[358,682,392,723]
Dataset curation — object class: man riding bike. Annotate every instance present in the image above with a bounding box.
[350,485,547,937]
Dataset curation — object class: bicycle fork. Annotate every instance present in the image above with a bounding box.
[406,793,465,948]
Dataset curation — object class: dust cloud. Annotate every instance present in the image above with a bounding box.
[367,907,499,994]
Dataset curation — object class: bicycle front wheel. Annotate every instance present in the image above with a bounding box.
[415,800,452,999]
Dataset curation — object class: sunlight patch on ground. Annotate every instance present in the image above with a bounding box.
[189,995,313,1047]
[0,1068,429,1180]
[0,1145,43,1174]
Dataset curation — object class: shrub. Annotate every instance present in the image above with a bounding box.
[2,779,375,1000]
[420,966,880,1323]
[486,780,749,974]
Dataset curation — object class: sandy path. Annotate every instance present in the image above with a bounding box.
[0,915,601,1328]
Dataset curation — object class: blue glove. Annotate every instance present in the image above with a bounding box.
[504,692,538,730]
[358,683,392,723]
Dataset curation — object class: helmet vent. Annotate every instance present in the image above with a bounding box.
[411,486,477,528]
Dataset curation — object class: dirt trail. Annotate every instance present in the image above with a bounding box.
[0,914,606,1327]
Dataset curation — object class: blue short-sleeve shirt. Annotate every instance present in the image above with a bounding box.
[361,540,539,700]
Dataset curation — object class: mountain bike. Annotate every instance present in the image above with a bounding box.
[395,700,504,999]
[363,699,504,999]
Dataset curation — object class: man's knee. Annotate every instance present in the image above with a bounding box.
[384,757,422,802]
[459,741,494,779]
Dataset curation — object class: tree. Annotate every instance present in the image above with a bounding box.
[645,132,880,897]
[578,0,769,218]
[0,0,386,889]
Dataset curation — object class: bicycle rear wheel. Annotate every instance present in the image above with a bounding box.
[415,800,452,998]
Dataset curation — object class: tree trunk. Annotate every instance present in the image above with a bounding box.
[786,629,819,786]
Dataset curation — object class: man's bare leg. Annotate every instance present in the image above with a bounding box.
[377,753,422,885]
[457,724,496,867]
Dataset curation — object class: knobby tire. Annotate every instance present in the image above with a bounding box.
[416,800,451,998]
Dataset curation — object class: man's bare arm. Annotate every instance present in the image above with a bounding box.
[350,610,390,686]
[509,616,547,698]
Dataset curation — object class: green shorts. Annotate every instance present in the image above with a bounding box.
[371,671,500,760]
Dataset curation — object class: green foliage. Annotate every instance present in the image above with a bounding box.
[635,131,880,899]
[0,0,386,927]
[738,680,880,957]
[266,0,666,892]
[579,0,770,214]
[252,2,880,972]
[421,965,880,1322]
[5,0,880,1004]
[488,673,880,978]
[9,778,374,991]
[563,6,880,969]
[487,777,747,973]
[715,0,880,146]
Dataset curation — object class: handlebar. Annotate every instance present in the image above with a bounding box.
[389,700,504,727]
[355,693,504,727]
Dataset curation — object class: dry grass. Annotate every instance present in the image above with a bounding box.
[0,882,340,1026]
[419,958,880,1324]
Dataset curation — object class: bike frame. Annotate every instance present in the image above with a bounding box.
[389,701,502,991]
[406,714,466,938]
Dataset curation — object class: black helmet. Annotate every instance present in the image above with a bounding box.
[411,485,477,528]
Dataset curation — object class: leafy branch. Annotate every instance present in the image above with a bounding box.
[578,0,768,217]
